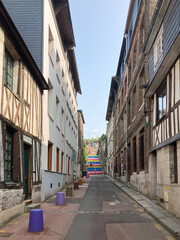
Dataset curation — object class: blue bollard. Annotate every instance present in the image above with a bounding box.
[56,192,65,205]
[28,209,44,232]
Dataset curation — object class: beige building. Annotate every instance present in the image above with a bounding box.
[0,1,48,227]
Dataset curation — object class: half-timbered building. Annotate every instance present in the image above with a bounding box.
[144,0,180,217]
[0,1,48,226]
[2,0,82,201]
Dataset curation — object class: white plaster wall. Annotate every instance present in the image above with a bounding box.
[41,0,78,190]
[41,170,66,201]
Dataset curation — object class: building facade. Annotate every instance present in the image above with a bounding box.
[77,110,85,178]
[0,1,48,226]
[98,134,107,174]
[2,0,82,200]
[85,140,99,156]
[106,0,180,218]
[144,0,180,217]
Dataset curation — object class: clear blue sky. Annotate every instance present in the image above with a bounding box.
[69,0,130,139]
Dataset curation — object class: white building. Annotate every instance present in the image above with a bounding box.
[3,0,82,201]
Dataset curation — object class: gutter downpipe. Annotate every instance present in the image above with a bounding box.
[124,33,129,184]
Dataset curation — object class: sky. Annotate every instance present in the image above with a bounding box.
[69,0,130,139]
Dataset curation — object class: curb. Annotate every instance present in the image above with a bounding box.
[107,175,180,240]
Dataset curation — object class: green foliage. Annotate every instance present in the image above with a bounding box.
[83,144,87,164]
[84,137,99,143]
[98,134,107,142]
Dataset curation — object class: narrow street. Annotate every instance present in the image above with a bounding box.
[0,175,178,240]
[65,176,175,240]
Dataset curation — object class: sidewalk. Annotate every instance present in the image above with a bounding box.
[107,175,180,240]
[0,179,90,240]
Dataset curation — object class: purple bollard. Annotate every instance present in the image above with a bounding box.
[28,209,44,232]
[56,192,65,205]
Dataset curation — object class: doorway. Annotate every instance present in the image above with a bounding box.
[150,151,157,199]
[24,144,32,200]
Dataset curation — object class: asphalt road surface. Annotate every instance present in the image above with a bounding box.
[65,175,175,240]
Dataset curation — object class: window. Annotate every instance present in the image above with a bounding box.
[3,125,20,182]
[48,143,53,170]
[154,26,163,69]
[56,148,60,172]
[4,49,14,91]
[139,68,145,106]
[61,151,64,173]
[132,86,136,118]
[133,136,137,172]
[48,27,54,67]
[170,142,178,183]
[139,128,144,170]
[56,96,60,129]
[4,129,13,180]
[157,83,166,121]
[48,79,54,120]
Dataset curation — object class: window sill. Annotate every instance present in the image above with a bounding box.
[5,181,21,187]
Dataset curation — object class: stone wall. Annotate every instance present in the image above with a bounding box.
[0,189,24,227]
[0,189,23,211]
[130,172,149,195]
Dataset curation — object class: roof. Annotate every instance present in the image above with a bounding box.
[106,77,119,121]
[52,0,81,94]
[78,110,85,124]
[0,0,48,90]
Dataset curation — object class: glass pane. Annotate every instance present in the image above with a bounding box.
[158,96,162,119]
[163,94,166,115]
[4,129,13,181]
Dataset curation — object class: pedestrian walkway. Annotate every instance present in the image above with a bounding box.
[0,179,90,240]
[108,175,180,240]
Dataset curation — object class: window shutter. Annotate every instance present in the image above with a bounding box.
[13,131,21,182]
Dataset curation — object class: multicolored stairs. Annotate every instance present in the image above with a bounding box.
[87,155,103,175]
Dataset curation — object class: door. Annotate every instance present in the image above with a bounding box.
[24,144,31,199]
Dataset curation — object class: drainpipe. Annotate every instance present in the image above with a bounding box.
[124,33,129,184]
